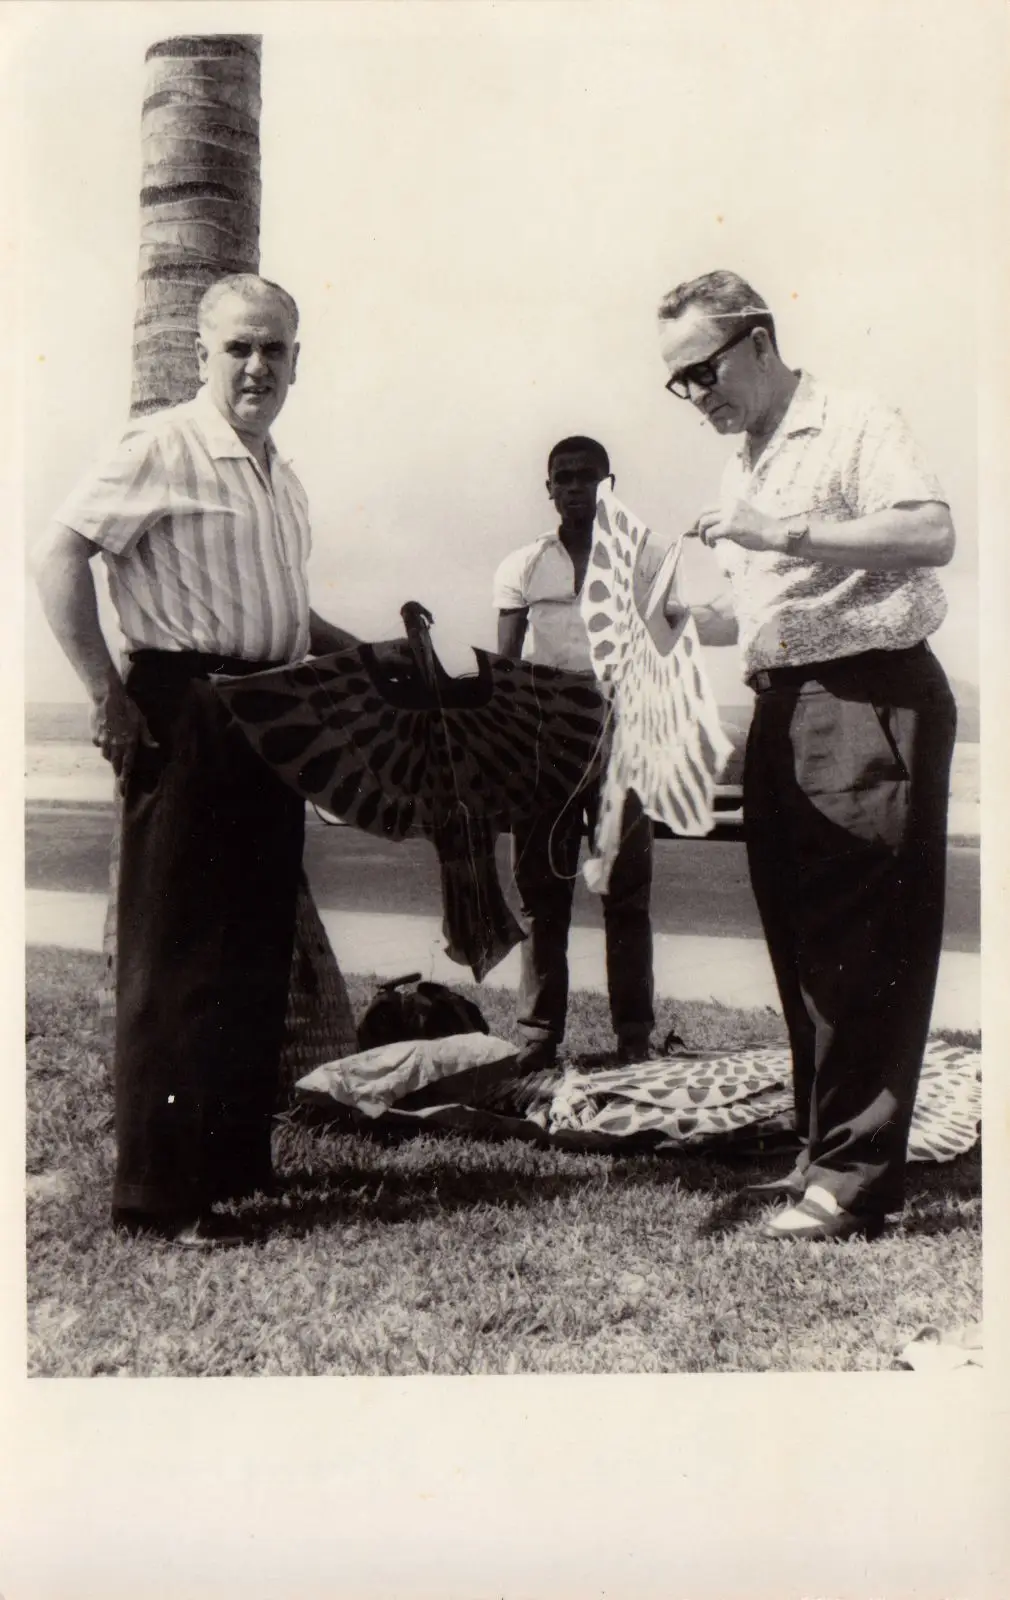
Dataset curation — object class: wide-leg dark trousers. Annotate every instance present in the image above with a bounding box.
[112,651,305,1221]
[743,643,957,1215]
[512,786,655,1049]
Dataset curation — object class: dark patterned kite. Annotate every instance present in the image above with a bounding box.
[213,603,606,980]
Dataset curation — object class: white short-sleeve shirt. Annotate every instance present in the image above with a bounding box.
[714,372,949,674]
[53,386,313,663]
[493,527,669,672]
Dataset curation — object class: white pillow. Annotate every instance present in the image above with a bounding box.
[295,1032,520,1118]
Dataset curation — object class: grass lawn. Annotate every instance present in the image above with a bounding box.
[25,948,981,1378]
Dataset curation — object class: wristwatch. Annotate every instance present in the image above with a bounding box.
[782,516,809,551]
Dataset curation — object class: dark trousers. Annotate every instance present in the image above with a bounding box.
[113,651,305,1221]
[512,786,655,1048]
[743,643,956,1215]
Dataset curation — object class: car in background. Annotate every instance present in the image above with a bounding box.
[711,702,748,832]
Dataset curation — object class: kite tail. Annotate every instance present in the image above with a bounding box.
[436,812,526,981]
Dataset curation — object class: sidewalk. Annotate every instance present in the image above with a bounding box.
[25,888,982,1032]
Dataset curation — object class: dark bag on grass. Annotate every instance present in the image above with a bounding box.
[356,971,489,1051]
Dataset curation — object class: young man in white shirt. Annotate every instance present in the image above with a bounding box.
[493,437,657,1071]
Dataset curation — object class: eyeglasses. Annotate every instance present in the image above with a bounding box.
[664,324,759,399]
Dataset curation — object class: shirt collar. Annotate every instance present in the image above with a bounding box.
[190,385,290,465]
[780,369,826,436]
[735,369,825,472]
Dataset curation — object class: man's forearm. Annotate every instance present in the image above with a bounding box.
[791,503,955,569]
[34,523,120,700]
[665,594,738,646]
[308,609,361,655]
[497,609,528,660]
[689,601,739,646]
[703,499,955,570]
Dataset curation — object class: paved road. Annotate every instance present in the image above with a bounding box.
[26,801,981,952]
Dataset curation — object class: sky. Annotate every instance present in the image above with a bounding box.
[20,0,997,704]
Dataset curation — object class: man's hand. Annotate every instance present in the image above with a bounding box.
[695,501,790,553]
[662,596,691,631]
[91,671,158,792]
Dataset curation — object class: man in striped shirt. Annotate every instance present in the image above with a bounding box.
[34,274,361,1246]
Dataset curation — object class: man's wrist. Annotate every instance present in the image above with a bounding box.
[776,515,810,554]
[84,662,120,704]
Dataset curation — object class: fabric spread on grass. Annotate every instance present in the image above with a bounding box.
[296,1038,981,1164]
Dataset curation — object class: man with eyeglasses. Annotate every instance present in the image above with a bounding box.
[657,270,957,1242]
[493,436,658,1071]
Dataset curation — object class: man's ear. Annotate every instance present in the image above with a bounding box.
[753,328,774,366]
[290,342,300,384]
[545,478,552,498]
[196,337,209,379]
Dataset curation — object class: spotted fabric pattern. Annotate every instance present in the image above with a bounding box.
[539,1040,981,1163]
[213,645,606,979]
[580,486,733,892]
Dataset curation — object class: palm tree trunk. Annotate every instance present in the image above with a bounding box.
[98,34,357,1081]
[130,34,263,414]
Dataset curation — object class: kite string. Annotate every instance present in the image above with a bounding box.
[518,672,614,886]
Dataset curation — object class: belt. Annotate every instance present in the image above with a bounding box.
[128,649,286,680]
[747,641,929,694]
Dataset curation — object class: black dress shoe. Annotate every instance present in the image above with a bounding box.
[170,1217,248,1250]
[617,1037,653,1065]
[514,1040,558,1072]
[113,1210,247,1249]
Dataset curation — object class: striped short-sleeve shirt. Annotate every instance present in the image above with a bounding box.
[53,386,312,662]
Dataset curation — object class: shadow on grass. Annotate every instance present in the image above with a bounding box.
[232,1157,608,1238]
[266,1103,981,1242]
[692,1150,981,1240]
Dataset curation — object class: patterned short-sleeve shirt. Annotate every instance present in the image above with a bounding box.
[494,526,670,672]
[715,371,949,674]
[53,385,313,663]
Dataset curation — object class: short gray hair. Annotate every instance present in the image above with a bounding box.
[657,270,777,351]
[198,274,300,337]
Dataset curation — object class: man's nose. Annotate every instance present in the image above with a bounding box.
[686,378,711,405]
[245,347,269,374]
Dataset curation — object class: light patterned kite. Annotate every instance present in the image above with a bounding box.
[580,486,733,893]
